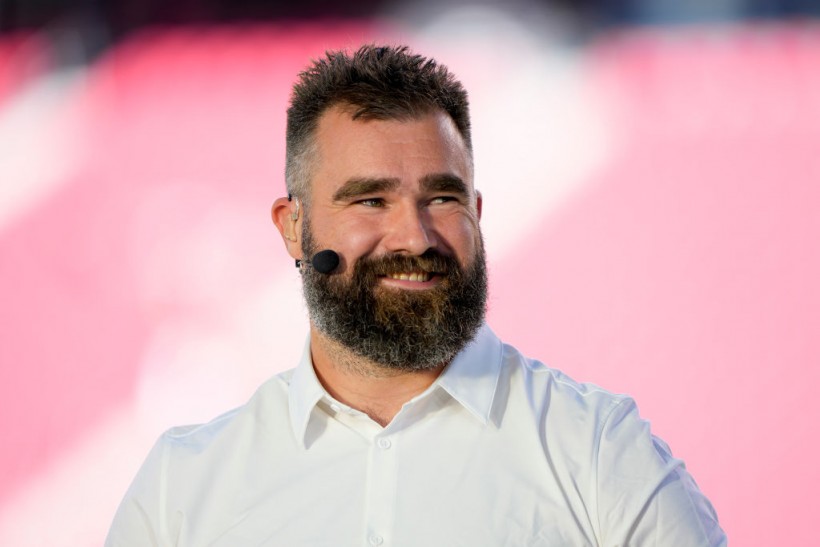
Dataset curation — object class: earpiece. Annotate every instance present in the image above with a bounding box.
[291,197,300,221]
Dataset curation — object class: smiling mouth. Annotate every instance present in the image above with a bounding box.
[383,271,441,282]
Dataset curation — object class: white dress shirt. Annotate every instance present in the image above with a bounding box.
[106,325,726,546]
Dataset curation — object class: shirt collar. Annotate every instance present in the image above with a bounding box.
[287,324,504,447]
[435,324,503,425]
[287,335,326,447]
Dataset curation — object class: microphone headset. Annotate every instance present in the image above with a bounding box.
[296,250,340,274]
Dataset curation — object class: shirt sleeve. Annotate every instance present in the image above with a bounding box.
[594,398,727,546]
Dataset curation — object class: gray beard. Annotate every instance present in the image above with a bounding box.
[300,218,487,371]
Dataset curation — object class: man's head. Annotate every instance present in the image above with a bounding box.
[273,45,486,370]
[285,44,472,203]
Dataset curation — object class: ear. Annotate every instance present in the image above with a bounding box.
[271,196,303,261]
[475,190,483,221]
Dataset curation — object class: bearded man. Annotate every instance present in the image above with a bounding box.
[107,45,726,546]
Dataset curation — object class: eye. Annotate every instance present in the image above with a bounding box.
[357,198,385,207]
[430,196,458,205]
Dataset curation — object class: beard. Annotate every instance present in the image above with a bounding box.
[300,219,488,371]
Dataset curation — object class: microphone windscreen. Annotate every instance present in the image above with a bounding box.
[311,250,340,274]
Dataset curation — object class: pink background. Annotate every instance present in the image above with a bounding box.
[1,17,818,545]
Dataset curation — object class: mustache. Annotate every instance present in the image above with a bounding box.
[354,250,457,277]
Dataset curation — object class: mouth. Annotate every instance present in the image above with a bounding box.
[365,252,452,288]
[377,270,445,289]
[385,271,434,282]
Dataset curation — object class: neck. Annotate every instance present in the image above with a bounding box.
[309,328,445,427]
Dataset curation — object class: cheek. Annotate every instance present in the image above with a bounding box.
[318,216,382,263]
[436,213,482,263]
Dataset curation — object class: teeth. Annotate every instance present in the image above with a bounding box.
[388,272,431,282]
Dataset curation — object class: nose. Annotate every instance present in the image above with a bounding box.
[383,202,437,255]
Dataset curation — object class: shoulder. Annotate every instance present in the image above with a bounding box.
[106,373,295,544]
[119,372,294,501]
[499,340,628,423]
[496,341,725,544]
[157,372,292,457]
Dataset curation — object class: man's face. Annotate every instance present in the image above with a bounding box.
[299,106,487,370]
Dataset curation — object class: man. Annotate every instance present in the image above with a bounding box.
[107,45,726,546]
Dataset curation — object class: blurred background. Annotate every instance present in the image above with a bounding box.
[1,0,819,545]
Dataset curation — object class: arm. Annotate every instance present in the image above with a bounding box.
[595,399,726,546]
[105,437,176,547]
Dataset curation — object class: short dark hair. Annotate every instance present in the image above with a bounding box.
[285,44,472,199]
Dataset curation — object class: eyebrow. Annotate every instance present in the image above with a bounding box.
[331,173,470,202]
[420,173,469,196]
[332,178,400,201]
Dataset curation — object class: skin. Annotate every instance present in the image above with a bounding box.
[272,106,482,426]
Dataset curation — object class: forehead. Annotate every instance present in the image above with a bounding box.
[309,106,473,196]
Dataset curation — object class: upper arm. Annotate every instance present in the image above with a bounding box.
[106,437,174,547]
[595,399,726,546]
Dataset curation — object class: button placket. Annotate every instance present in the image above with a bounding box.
[363,434,397,546]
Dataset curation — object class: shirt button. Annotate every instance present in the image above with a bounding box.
[329,403,341,413]
[377,438,391,449]
[369,535,384,546]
